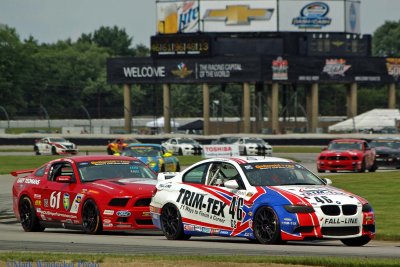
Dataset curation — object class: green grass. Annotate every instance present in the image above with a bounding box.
[0,253,399,267]
[4,127,61,134]
[325,171,400,241]
[273,146,323,153]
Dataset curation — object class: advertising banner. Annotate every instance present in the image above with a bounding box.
[202,145,240,158]
[345,0,360,33]
[156,0,278,34]
[278,0,346,32]
[107,57,261,84]
[199,0,278,32]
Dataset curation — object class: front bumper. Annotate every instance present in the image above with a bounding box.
[317,160,362,172]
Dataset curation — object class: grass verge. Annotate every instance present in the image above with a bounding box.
[0,253,399,267]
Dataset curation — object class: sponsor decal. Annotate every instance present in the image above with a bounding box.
[159,183,172,189]
[44,199,49,208]
[203,5,274,25]
[34,194,41,199]
[69,194,84,214]
[272,57,288,81]
[178,1,198,32]
[103,219,112,224]
[386,58,400,80]
[63,193,70,211]
[38,210,78,219]
[116,210,131,217]
[322,59,351,77]
[202,227,211,234]
[176,188,227,223]
[17,178,40,185]
[142,211,151,217]
[195,225,202,232]
[34,200,41,207]
[171,62,193,78]
[299,188,345,197]
[184,224,195,231]
[103,210,115,215]
[292,2,331,29]
[220,230,230,235]
[103,223,113,227]
[202,144,240,158]
[211,228,220,235]
[324,218,358,224]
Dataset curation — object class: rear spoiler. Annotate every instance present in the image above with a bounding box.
[10,169,35,177]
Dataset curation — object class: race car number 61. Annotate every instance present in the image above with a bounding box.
[50,191,61,209]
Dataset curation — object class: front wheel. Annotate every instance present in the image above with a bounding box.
[358,159,366,173]
[82,199,102,234]
[34,146,41,155]
[160,204,190,240]
[176,162,181,172]
[107,147,114,155]
[178,148,183,156]
[51,146,58,155]
[253,207,282,244]
[341,236,371,246]
[19,196,45,232]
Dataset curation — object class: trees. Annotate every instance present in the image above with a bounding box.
[372,20,400,56]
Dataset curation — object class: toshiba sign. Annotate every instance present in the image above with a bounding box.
[202,145,240,158]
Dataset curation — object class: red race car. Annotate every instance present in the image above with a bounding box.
[12,155,157,234]
[317,139,377,173]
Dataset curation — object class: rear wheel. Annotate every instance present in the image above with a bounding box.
[160,204,190,240]
[82,199,102,234]
[51,146,58,155]
[34,146,41,155]
[358,159,366,173]
[176,162,181,172]
[19,196,45,232]
[341,236,371,246]
[253,207,282,244]
[243,148,248,156]
[107,147,113,155]
[178,148,183,156]
[368,161,377,172]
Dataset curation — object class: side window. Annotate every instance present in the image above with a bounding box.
[34,166,46,177]
[48,163,75,182]
[183,163,209,184]
[171,139,177,144]
[208,163,245,189]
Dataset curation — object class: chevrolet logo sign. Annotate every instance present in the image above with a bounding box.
[203,5,274,25]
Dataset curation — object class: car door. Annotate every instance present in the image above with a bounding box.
[40,161,82,224]
[38,138,52,155]
[175,161,248,233]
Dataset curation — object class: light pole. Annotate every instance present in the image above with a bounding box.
[40,105,50,132]
[0,105,10,129]
[81,105,92,134]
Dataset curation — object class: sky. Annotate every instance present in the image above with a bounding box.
[1,0,399,47]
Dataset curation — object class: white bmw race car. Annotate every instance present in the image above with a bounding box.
[235,137,273,156]
[161,138,202,156]
[34,137,78,155]
[150,156,375,246]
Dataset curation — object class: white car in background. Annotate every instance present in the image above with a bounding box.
[161,138,202,156]
[33,137,78,155]
[235,137,272,156]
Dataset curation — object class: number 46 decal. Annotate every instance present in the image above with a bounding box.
[314,196,333,204]
[229,197,244,221]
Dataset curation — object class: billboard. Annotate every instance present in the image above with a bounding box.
[278,0,360,33]
[156,0,278,34]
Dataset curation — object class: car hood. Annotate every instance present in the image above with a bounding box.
[268,185,366,207]
[88,178,157,195]
[374,147,400,154]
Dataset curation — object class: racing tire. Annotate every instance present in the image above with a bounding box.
[253,206,282,244]
[107,147,114,155]
[176,162,181,172]
[34,146,41,155]
[368,161,377,172]
[160,204,191,240]
[340,235,371,246]
[317,169,325,173]
[358,159,366,173]
[19,196,45,232]
[51,146,58,155]
[330,170,337,173]
[178,148,183,156]
[82,199,103,235]
[160,164,166,172]
[243,148,248,156]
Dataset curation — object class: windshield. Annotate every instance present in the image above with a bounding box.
[328,142,362,151]
[179,139,197,144]
[370,140,400,149]
[241,162,324,186]
[122,146,162,157]
[78,160,156,182]
[49,138,67,143]
[245,139,264,144]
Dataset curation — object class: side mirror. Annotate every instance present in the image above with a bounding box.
[56,175,73,183]
[224,180,239,189]
[322,178,332,185]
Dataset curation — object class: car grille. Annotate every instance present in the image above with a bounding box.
[321,226,360,236]
[327,156,349,160]
[134,198,151,207]
[320,205,358,216]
